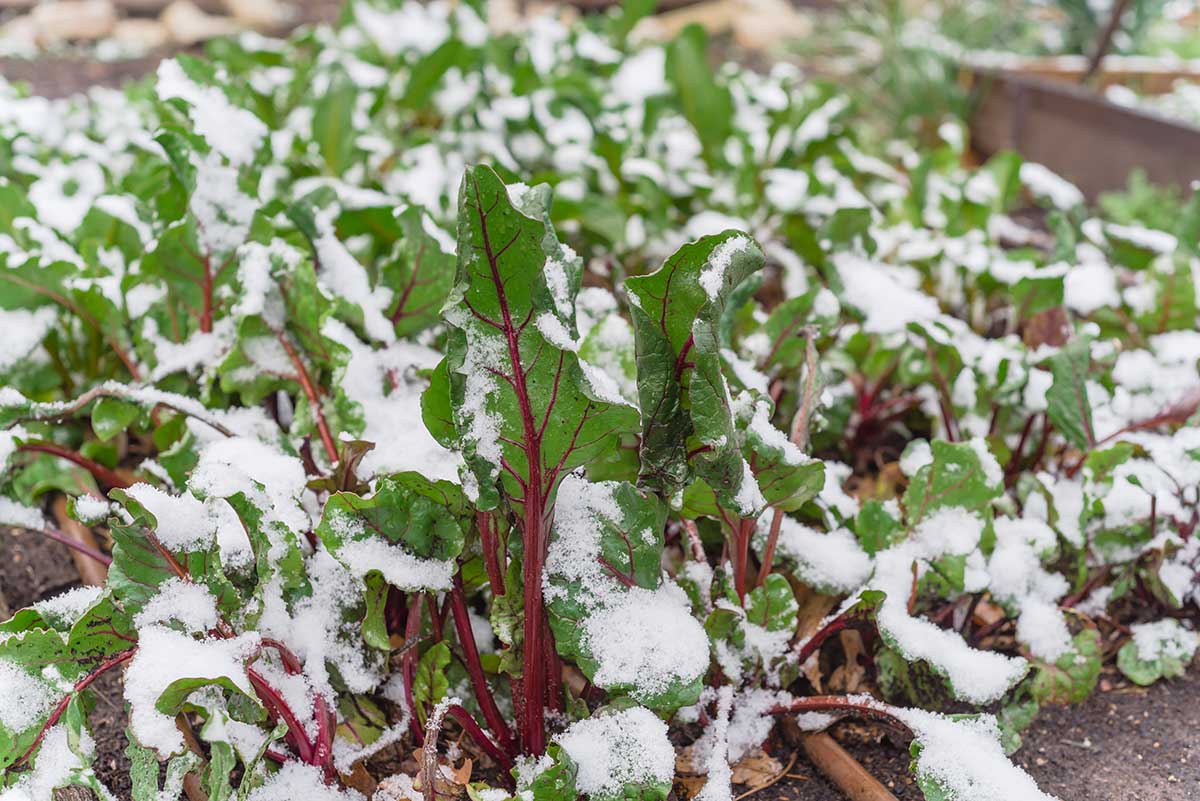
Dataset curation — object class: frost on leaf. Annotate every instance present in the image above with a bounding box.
[626,231,765,506]
[437,164,638,508]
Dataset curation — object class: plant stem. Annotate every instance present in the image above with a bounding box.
[276,331,339,465]
[247,667,314,763]
[471,180,551,754]
[38,526,112,566]
[477,512,506,596]
[449,572,515,755]
[403,595,425,744]
[766,695,914,736]
[12,648,136,768]
[200,250,214,334]
[756,509,784,588]
[446,704,516,774]
[18,442,131,489]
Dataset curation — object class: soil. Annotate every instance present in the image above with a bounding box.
[751,668,1200,801]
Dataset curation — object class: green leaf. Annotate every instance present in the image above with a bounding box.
[91,396,141,441]
[665,24,732,166]
[402,39,468,109]
[1029,629,1101,704]
[441,165,638,510]
[1045,338,1095,450]
[413,641,451,723]
[316,475,465,592]
[313,66,357,174]
[902,440,1002,524]
[626,231,764,506]
[381,206,457,337]
[855,500,903,555]
[744,573,798,634]
[1116,622,1196,686]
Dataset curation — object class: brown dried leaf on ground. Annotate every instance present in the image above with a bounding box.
[731,749,784,788]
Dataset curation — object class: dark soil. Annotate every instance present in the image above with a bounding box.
[751,668,1200,801]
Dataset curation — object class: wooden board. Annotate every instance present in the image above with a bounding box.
[967,67,1200,199]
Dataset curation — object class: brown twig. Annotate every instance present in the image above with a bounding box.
[801,733,899,801]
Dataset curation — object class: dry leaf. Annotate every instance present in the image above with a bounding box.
[675,775,708,799]
[827,630,867,693]
[730,749,783,788]
[411,747,472,798]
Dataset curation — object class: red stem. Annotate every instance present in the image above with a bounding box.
[403,595,425,744]
[477,512,506,596]
[795,615,850,666]
[276,332,339,464]
[756,509,784,587]
[13,648,136,768]
[18,443,130,489]
[471,180,550,754]
[446,704,515,773]
[38,526,112,566]
[733,517,754,605]
[248,667,315,763]
[200,251,214,334]
[766,695,913,735]
[449,572,515,755]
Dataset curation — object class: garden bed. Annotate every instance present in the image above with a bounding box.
[1,2,1199,801]
[966,59,1200,198]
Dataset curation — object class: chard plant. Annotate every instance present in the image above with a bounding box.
[0,2,1198,801]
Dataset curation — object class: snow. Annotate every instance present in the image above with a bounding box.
[866,508,1029,704]
[544,476,710,700]
[27,160,104,233]
[694,687,733,801]
[133,577,220,634]
[186,151,258,256]
[0,498,45,530]
[32,586,103,628]
[124,625,260,756]
[895,705,1060,801]
[245,762,365,801]
[1063,258,1119,315]
[256,549,383,699]
[0,659,59,732]
[310,207,396,344]
[122,485,214,552]
[583,583,711,698]
[1130,619,1198,663]
[699,235,754,301]
[331,532,456,592]
[1020,162,1082,210]
[900,440,932,477]
[534,312,581,352]
[1104,222,1177,253]
[967,437,1003,489]
[732,459,767,517]
[441,307,507,500]
[190,436,310,538]
[156,59,266,167]
[0,726,105,801]
[0,309,55,372]
[321,319,461,482]
[765,517,871,593]
[747,400,805,464]
[556,707,675,799]
[834,253,940,334]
